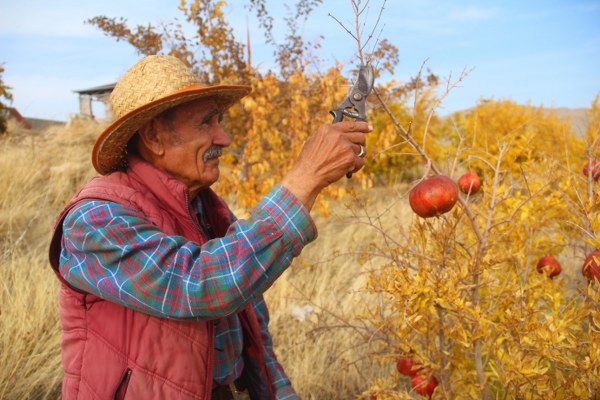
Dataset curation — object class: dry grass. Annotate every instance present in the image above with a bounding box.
[0,121,404,399]
[264,193,411,399]
[1,119,99,399]
[0,251,62,400]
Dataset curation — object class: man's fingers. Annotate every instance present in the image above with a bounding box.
[332,120,372,133]
[351,153,366,173]
[343,131,367,146]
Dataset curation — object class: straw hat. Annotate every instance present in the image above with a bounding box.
[92,55,251,175]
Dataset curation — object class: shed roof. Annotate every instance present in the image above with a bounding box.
[73,83,116,95]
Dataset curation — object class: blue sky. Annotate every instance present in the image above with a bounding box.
[1,0,599,121]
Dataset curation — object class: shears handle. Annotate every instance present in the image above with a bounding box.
[330,109,344,123]
[330,110,355,178]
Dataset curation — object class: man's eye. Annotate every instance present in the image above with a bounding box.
[201,111,223,126]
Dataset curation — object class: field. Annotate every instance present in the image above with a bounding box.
[2,100,599,399]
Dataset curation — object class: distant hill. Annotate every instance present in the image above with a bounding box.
[25,117,65,131]
[5,107,65,135]
[544,107,589,137]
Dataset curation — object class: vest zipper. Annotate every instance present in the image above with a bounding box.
[185,191,213,239]
[185,190,202,232]
[185,191,216,400]
[113,368,132,400]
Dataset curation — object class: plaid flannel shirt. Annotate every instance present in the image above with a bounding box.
[59,184,317,399]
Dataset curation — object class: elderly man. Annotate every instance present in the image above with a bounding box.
[49,55,370,400]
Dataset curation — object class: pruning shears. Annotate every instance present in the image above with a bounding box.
[330,63,375,178]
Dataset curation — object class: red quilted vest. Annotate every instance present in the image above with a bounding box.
[49,156,274,400]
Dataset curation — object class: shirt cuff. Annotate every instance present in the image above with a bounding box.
[254,184,318,256]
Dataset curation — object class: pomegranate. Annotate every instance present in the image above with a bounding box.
[457,172,481,194]
[409,175,458,218]
[411,373,438,398]
[536,255,562,279]
[396,357,419,376]
[582,250,600,282]
[583,161,600,181]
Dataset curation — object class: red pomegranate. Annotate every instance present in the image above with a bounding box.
[536,255,562,279]
[583,161,600,181]
[411,373,438,398]
[457,172,481,194]
[582,250,600,282]
[396,357,419,376]
[409,175,459,218]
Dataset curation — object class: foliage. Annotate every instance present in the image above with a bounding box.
[87,2,249,84]
[0,63,14,135]
[356,97,600,399]
[86,0,418,213]
[218,65,350,210]
[247,0,325,79]
[446,99,585,177]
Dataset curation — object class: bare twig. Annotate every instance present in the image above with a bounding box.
[422,67,473,154]
[361,0,388,55]
[327,13,358,41]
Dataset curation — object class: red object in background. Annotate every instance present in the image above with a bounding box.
[582,250,600,281]
[411,373,438,398]
[457,172,481,195]
[582,161,600,181]
[396,357,419,376]
[536,255,562,279]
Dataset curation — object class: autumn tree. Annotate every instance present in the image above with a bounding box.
[87,0,419,212]
[446,99,585,177]
[0,63,14,135]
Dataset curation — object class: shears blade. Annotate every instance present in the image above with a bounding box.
[330,63,375,123]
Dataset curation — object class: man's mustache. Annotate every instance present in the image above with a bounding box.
[203,146,223,162]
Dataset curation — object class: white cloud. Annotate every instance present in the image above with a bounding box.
[387,4,499,37]
[448,6,499,22]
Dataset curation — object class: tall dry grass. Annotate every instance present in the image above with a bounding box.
[1,119,99,399]
[0,120,400,399]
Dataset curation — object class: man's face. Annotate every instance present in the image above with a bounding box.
[154,98,231,195]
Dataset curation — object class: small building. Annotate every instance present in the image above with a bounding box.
[73,83,115,119]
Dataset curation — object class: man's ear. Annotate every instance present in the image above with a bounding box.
[137,119,165,157]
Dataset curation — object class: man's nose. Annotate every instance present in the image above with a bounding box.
[213,125,231,147]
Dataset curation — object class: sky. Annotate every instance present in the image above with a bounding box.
[1,0,599,121]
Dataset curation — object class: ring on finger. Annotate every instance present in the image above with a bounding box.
[358,144,366,158]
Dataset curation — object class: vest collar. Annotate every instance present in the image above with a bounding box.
[126,154,193,218]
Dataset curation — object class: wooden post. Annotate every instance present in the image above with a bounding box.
[79,94,93,118]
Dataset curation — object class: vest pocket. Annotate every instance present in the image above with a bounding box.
[113,368,132,400]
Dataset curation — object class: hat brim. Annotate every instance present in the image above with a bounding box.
[92,83,251,175]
